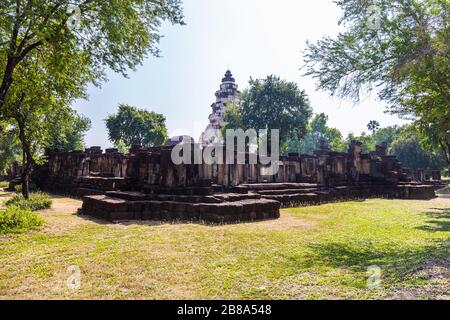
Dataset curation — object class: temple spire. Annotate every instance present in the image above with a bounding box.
[200,70,241,145]
[222,69,235,83]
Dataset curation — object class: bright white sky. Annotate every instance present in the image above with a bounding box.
[74,0,409,149]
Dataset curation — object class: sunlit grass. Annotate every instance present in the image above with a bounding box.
[0,195,448,300]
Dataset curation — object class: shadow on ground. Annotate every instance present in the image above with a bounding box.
[418,208,450,232]
[74,211,272,227]
[282,206,449,287]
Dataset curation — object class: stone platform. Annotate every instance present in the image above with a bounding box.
[77,181,438,223]
[238,182,437,207]
[35,140,446,224]
[79,191,281,223]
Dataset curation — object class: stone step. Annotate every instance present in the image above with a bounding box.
[73,187,105,197]
[142,185,214,195]
[261,193,321,205]
[212,192,261,202]
[105,191,148,201]
[80,195,280,223]
[239,183,319,191]
[257,188,319,196]
[105,191,261,203]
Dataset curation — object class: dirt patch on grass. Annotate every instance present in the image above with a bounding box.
[254,213,317,231]
[37,196,97,234]
[386,257,450,300]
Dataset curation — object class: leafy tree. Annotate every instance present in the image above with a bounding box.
[367,120,380,134]
[286,113,347,155]
[0,121,21,175]
[105,104,168,149]
[345,123,446,170]
[390,130,447,170]
[2,52,89,198]
[346,132,375,153]
[346,125,402,153]
[112,140,130,154]
[303,0,450,168]
[224,75,312,152]
[0,1,184,197]
[0,1,184,117]
[371,125,402,148]
[45,107,91,152]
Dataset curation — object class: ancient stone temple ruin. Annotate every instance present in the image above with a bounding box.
[34,140,444,223]
[200,70,241,146]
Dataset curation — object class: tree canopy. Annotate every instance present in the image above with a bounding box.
[286,113,347,155]
[45,107,91,152]
[0,1,185,116]
[0,121,20,175]
[303,0,450,167]
[1,38,96,197]
[105,104,168,150]
[390,129,447,170]
[0,1,184,197]
[224,75,312,151]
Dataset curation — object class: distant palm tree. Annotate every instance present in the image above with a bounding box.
[367,120,380,134]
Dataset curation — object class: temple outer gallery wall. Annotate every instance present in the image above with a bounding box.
[33,139,444,223]
[27,71,446,223]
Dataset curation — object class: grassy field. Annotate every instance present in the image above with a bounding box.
[0,190,448,300]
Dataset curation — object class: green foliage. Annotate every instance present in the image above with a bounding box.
[346,132,375,153]
[0,122,21,175]
[346,124,447,170]
[0,1,184,197]
[371,126,402,147]
[347,125,402,153]
[0,181,9,188]
[113,140,131,154]
[224,75,312,150]
[45,108,91,152]
[304,0,450,165]
[105,104,168,148]
[222,103,245,132]
[5,192,52,211]
[0,1,185,114]
[0,206,43,234]
[12,182,38,194]
[390,130,447,170]
[286,113,347,155]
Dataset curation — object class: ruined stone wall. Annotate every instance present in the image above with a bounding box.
[37,141,441,195]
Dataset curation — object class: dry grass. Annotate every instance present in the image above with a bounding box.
[0,191,449,300]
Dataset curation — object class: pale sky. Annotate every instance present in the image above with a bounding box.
[74,0,409,149]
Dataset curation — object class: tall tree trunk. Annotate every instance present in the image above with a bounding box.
[0,56,17,116]
[21,165,31,199]
[17,118,33,199]
[439,140,450,176]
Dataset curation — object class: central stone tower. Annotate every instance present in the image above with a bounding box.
[200,70,241,145]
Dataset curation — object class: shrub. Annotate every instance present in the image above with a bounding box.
[0,181,9,189]
[4,192,52,211]
[13,183,38,193]
[0,206,43,234]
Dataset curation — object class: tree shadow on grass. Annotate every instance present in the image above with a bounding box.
[75,211,268,228]
[418,208,450,232]
[417,220,450,232]
[295,239,450,286]
[283,205,450,281]
[289,208,450,288]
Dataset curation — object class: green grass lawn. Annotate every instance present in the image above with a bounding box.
[0,194,448,300]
